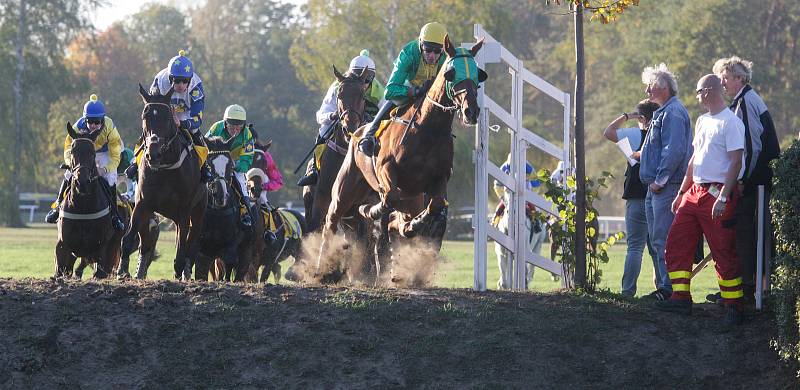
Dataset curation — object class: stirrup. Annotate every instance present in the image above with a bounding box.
[358,136,376,157]
[297,170,318,186]
[112,216,126,231]
[45,207,60,224]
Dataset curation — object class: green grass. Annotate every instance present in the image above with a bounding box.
[0,224,719,298]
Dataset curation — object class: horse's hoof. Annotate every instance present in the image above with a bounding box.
[116,272,131,280]
[358,204,372,220]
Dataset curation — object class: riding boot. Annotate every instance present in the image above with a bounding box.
[100,179,126,231]
[297,135,326,186]
[190,130,213,183]
[358,100,395,157]
[240,196,253,227]
[45,178,70,223]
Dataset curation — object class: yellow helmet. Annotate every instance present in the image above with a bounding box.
[419,22,447,46]
[223,104,247,122]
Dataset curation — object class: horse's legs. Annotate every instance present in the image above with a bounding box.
[118,224,139,279]
[183,198,207,281]
[173,219,191,280]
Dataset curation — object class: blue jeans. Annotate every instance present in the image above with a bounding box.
[622,198,657,296]
[645,183,679,292]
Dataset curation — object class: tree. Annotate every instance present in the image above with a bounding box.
[0,0,101,227]
[547,0,640,289]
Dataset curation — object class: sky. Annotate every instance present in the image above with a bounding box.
[90,0,305,30]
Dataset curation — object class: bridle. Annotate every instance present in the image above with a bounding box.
[141,102,183,165]
[70,138,100,185]
[206,150,234,209]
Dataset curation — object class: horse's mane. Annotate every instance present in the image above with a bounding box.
[205,135,229,152]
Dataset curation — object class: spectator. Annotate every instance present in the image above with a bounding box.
[709,56,780,303]
[602,99,660,297]
[639,64,693,300]
[656,74,745,329]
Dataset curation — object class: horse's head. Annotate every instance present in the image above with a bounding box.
[139,83,177,164]
[66,122,100,195]
[333,65,369,135]
[205,136,235,209]
[441,37,488,125]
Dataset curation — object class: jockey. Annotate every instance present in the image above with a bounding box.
[358,22,448,157]
[492,154,541,226]
[296,49,386,186]
[45,94,125,231]
[205,104,255,227]
[129,49,211,182]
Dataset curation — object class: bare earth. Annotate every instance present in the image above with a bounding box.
[0,279,794,389]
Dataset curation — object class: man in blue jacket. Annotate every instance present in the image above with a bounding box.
[639,63,693,301]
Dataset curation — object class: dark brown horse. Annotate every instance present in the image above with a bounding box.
[127,84,207,280]
[305,66,371,233]
[54,123,124,279]
[318,37,487,281]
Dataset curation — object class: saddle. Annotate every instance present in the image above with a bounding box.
[258,206,301,239]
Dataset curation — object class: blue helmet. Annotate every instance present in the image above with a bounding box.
[168,49,194,79]
[83,94,105,119]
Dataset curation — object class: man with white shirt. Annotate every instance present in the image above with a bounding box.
[656,74,746,329]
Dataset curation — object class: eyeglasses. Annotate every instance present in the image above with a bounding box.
[171,77,190,85]
[225,119,245,127]
[86,118,103,125]
[422,46,442,54]
[695,87,713,95]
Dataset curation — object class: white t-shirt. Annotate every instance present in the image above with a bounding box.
[691,107,745,184]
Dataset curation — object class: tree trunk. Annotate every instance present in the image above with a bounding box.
[5,0,27,227]
[573,3,587,289]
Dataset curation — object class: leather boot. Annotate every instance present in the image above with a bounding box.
[45,178,70,223]
[190,130,213,183]
[358,101,395,157]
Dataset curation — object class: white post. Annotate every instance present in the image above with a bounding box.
[472,24,488,291]
[756,185,765,310]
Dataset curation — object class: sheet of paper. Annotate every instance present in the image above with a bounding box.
[616,137,638,166]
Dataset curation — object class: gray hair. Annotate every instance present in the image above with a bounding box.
[641,63,678,96]
[712,56,753,84]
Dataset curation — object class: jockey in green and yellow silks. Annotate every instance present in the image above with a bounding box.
[296,49,386,186]
[45,94,126,231]
[205,104,256,227]
[358,22,448,157]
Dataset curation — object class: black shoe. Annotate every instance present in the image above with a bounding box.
[201,164,213,183]
[241,214,252,227]
[264,230,277,243]
[45,207,60,224]
[125,163,138,180]
[706,292,723,306]
[654,299,692,315]
[297,170,318,186]
[644,289,671,301]
[112,216,125,231]
[722,305,743,329]
[358,136,376,157]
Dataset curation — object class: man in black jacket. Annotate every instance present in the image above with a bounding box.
[712,56,780,302]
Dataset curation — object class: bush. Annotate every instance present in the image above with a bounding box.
[770,139,800,372]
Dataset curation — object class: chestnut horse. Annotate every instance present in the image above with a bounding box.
[54,123,124,279]
[318,38,487,282]
[127,84,207,280]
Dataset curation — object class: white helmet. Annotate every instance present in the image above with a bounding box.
[348,49,376,72]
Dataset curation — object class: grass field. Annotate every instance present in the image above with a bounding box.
[0,224,720,298]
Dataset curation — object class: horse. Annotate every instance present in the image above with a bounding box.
[296,66,380,283]
[116,203,160,279]
[54,123,124,279]
[318,37,487,283]
[194,136,263,282]
[125,84,207,280]
[247,171,306,283]
[73,202,132,279]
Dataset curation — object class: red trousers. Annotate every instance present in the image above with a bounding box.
[664,183,743,308]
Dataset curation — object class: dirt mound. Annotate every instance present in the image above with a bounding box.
[0,279,794,388]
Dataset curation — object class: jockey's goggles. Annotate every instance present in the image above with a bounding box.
[86,118,103,125]
[225,119,246,127]
[422,45,442,54]
[170,76,191,85]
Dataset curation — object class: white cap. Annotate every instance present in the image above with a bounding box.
[349,49,376,72]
